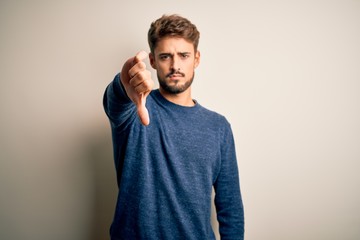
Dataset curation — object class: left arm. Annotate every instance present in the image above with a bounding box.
[213,122,245,239]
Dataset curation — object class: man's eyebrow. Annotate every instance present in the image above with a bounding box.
[158,52,192,55]
[178,52,191,55]
[158,53,172,57]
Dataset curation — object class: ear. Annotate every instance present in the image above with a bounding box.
[194,50,200,68]
[149,52,156,69]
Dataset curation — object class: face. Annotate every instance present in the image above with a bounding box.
[150,37,200,94]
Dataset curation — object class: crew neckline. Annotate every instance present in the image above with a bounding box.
[151,89,200,111]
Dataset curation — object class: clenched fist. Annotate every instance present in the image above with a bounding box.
[120,51,154,126]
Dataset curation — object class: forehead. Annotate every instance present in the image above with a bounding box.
[154,37,195,53]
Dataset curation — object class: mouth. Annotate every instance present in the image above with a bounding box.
[166,72,185,79]
[168,74,182,79]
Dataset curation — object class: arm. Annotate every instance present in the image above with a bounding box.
[103,73,137,129]
[214,123,245,240]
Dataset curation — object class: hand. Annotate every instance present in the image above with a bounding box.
[120,51,154,126]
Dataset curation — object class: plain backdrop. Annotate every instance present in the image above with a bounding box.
[1,0,359,239]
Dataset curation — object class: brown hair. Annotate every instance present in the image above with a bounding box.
[148,14,200,53]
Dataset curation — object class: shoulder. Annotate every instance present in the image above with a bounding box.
[198,104,229,124]
[197,104,232,133]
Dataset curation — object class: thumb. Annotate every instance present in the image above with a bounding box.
[136,93,150,126]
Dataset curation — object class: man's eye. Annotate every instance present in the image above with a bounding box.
[181,54,190,59]
[160,55,170,60]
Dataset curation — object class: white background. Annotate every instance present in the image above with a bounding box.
[1,0,359,239]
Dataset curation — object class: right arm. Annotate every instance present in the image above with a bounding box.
[103,73,137,129]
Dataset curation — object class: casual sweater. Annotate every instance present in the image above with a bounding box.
[103,73,244,240]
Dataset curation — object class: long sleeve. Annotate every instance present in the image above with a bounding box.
[103,73,138,187]
[103,73,137,130]
[213,123,245,240]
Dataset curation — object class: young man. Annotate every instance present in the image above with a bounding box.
[104,14,244,240]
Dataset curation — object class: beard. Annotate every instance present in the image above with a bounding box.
[158,71,195,94]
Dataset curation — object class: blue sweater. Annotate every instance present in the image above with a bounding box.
[104,74,244,240]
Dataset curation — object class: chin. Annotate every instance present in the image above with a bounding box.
[161,85,187,94]
[158,73,194,94]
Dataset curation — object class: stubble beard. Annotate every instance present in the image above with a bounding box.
[158,71,195,94]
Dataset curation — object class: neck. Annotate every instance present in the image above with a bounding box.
[159,87,195,107]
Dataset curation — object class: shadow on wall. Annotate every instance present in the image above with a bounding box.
[84,124,117,240]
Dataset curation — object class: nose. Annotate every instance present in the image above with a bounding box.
[171,56,180,72]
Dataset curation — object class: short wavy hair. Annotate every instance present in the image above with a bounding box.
[148,14,200,53]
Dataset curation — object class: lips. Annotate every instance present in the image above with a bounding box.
[169,74,183,78]
[166,72,185,78]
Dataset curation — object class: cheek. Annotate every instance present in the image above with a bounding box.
[158,62,169,70]
[156,64,169,76]
[184,62,196,72]
[159,64,168,72]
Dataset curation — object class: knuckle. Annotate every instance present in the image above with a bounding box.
[128,69,133,78]
[135,85,144,94]
[142,81,150,89]
[129,77,136,86]
[144,79,154,90]
[138,71,147,80]
[139,62,146,69]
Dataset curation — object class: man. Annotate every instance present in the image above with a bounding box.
[103,14,244,240]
